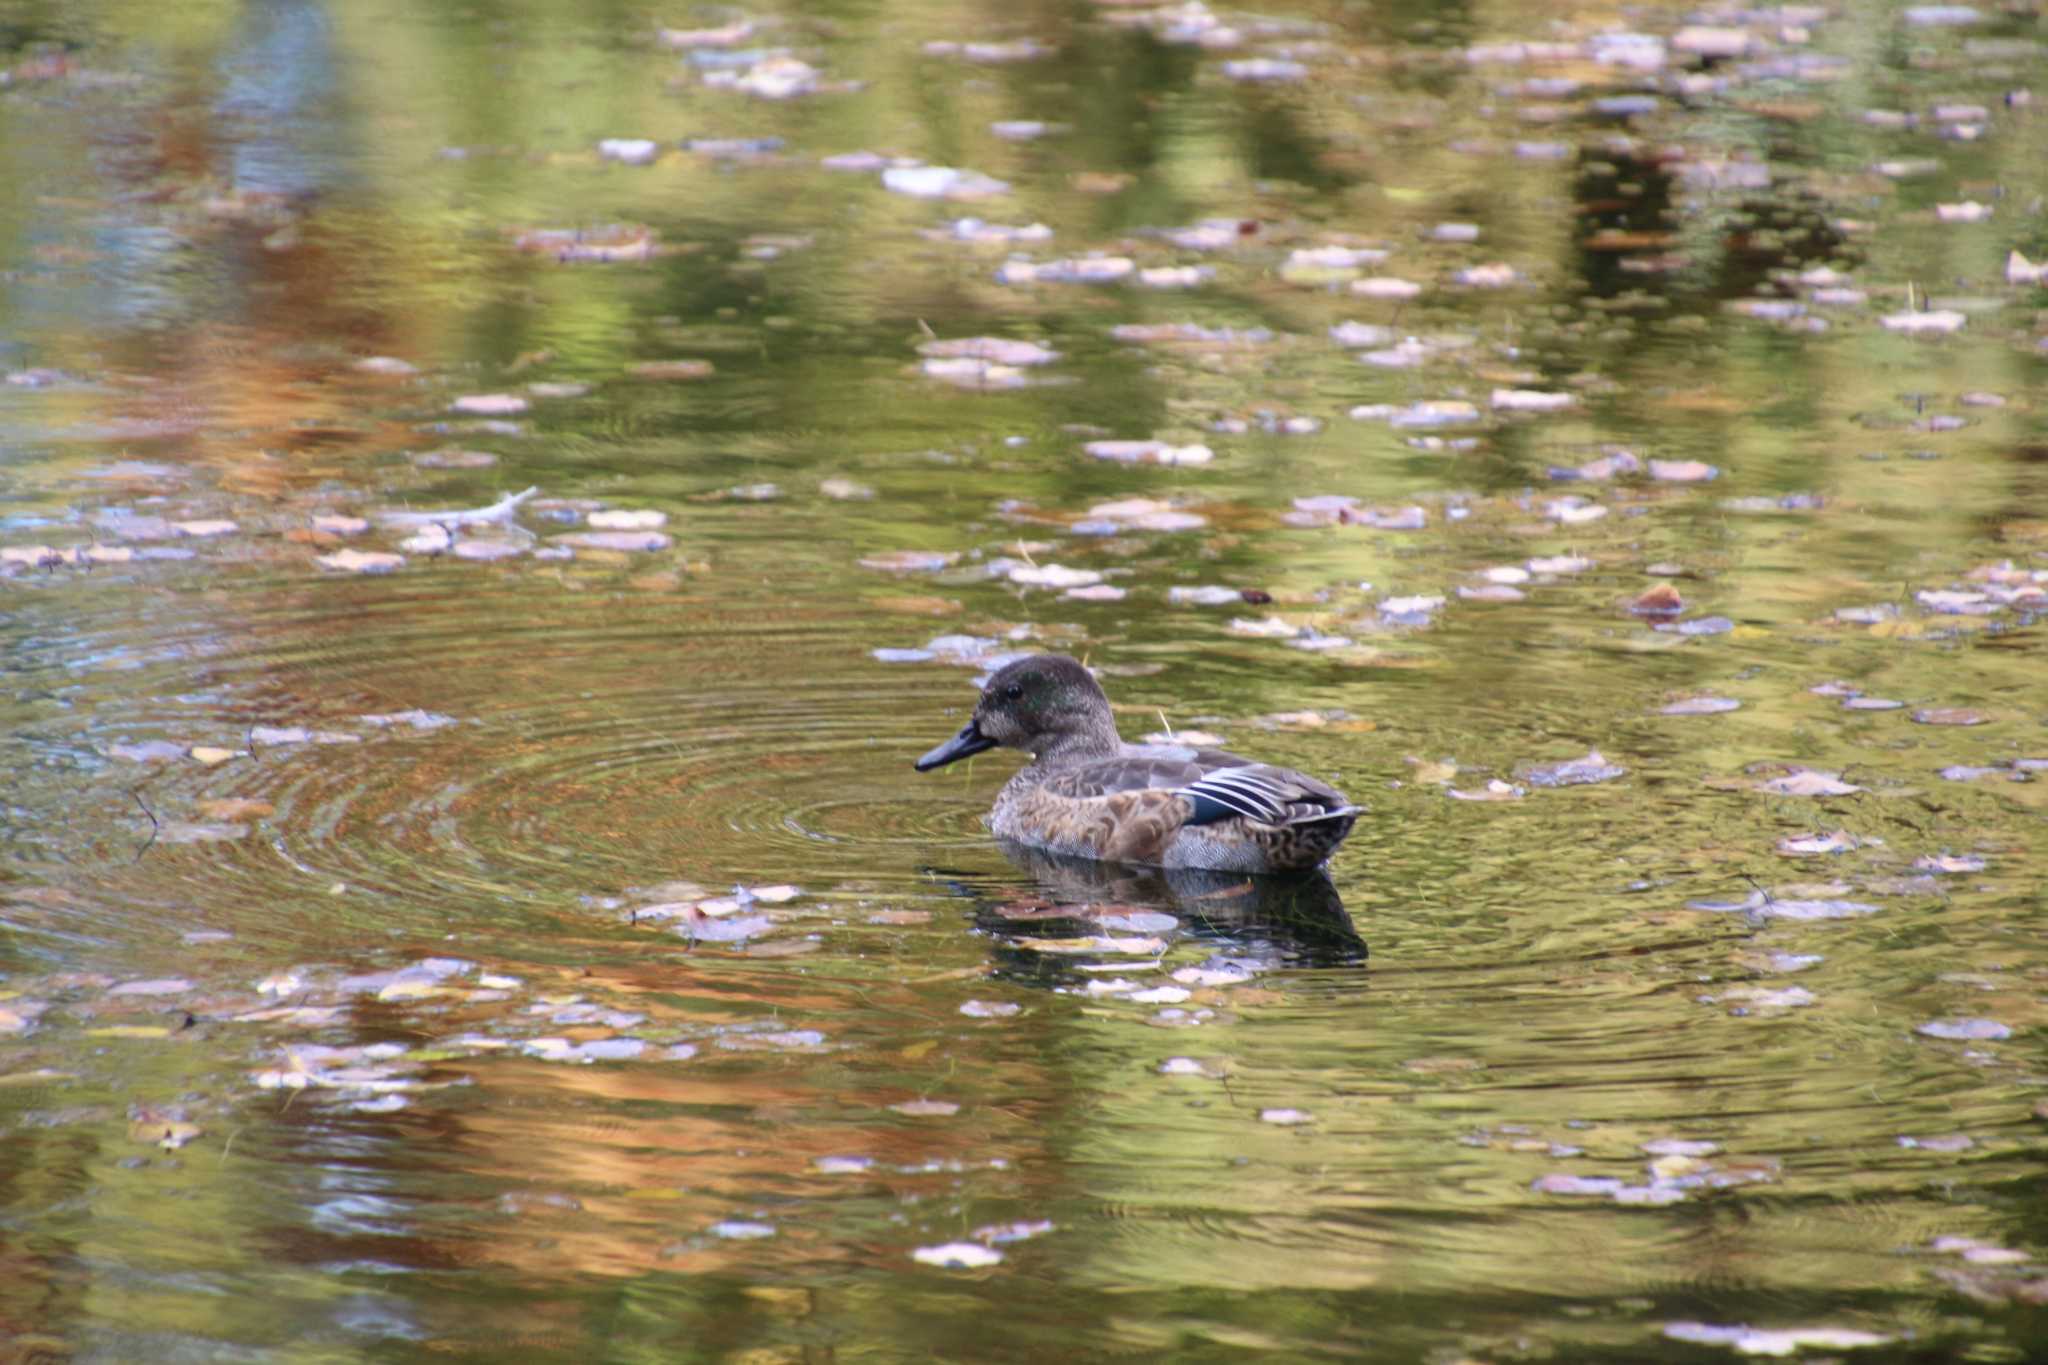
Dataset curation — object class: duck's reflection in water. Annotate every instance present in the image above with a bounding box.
[965,839,1366,988]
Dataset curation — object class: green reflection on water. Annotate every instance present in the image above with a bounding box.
[1,0,2044,1360]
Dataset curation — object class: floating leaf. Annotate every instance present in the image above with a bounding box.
[860,550,958,572]
[587,509,667,530]
[553,531,671,552]
[1917,1018,2010,1041]
[1083,439,1213,466]
[883,167,1010,200]
[1521,751,1626,787]
[912,1242,1003,1268]
[1758,770,1861,797]
[708,1219,776,1239]
[1662,697,1738,715]
[315,549,404,574]
[450,393,528,415]
[1911,708,1988,726]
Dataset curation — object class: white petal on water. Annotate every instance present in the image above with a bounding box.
[250,725,359,745]
[1757,898,1879,921]
[1158,1057,1214,1076]
[1661,697,1740,715]
[997,256,1134,285]
[454,539,523,561]
[376,486,537,529]
[1897,1134,1975,1152]
[1351,276,1423,299]
[1458,263,1523,288]
[1880,309,1966,334]
[449,393,528,415]
[1083,439,1213,466]
[814,1155,872,1173]
[1448,780,1524,802]
[681,913,775,942]
[920,356,1032,389]
[912,1241,1003,1268]
[973,1219,1053,1244]
[1168,585,1244,606]
[1222,58,1308,82]
[399,525,452,555]
[1007,563,1102,588]
[708,1220,777,1239]
[1129,986,1192,1005]
[1170,961,1260,988]
[1642,1138,1720,1157]
[597,138,660,164]
[1520,751,1625,787]
[360,709,458,730]
[315,549,404,574]
[1916,1017,2010,1041]
[107,740,185,763]
[1532,1174,1625,1196]
[1661,1322,1895,1355]
[587,509,667,530]
[704,56,825,100]
[1757,769,1862,796]
[658,21,756,48]
[107,978,193,997]
[1776,831,1862,855]
[1702,986,1817,1010]
[882,166,1010,200]
[919,336,1060,366]
[552,531,672,552]
[1902,5,1982,24]
[859,550,958,572]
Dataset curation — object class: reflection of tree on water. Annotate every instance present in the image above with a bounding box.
[964,839,1366,988]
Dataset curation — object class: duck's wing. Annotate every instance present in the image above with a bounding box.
[1178,764,1358,827]
[1044,749,1355,829]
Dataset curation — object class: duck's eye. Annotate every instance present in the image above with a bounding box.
[1003,683,1024,701]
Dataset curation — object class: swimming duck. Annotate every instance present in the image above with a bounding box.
[914,654,1359,872]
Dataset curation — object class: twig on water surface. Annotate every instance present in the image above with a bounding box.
[130,784,160,862]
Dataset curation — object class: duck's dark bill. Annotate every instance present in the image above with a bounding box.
[915,722,994,771]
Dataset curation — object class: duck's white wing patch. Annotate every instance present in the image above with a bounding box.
[1179,767,1295,825]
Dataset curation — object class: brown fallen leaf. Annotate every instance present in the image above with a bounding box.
[1912,708,1989,726]
[628,359,714,381]
[874,595,962,616]
[1631,583,1684,615]
[1069,171,1132,193]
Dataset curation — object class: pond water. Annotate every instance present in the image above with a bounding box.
[2,0,2045,1360]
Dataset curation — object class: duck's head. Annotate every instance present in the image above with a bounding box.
[914,654,1117,770]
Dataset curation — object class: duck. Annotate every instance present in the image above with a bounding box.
[914,653,1359,872]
